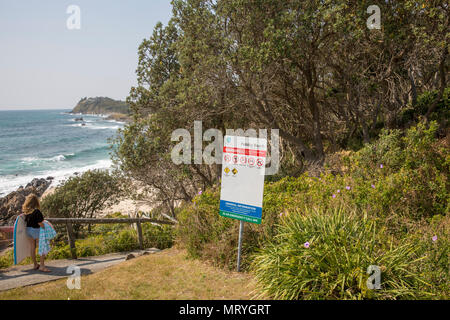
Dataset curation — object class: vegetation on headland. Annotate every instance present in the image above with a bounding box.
[70,97,130,117]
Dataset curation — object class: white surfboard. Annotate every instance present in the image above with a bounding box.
[13,215,32,265]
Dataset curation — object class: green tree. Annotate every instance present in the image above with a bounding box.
[41,170,127,221]
[114,0,448,213]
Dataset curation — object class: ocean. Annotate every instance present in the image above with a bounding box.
[0,109,124,196]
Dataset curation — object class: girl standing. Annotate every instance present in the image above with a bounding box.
[23,194,50,272]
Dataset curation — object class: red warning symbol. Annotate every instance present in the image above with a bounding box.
[256,158,264,167]
[224,154,231,163]
[232,155,238,164]
[239,156,247,164]
[248,158,255,166]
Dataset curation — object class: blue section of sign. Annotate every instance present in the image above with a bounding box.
[219,200,262,219]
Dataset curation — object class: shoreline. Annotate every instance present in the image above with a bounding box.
[68,111,131,123]
[0,158,113,198]
[0,111,127,197]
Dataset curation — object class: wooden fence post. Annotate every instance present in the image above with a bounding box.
[136,219,143,250]
[66,222,77,259]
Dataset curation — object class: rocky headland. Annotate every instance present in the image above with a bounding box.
[70,97,131,122]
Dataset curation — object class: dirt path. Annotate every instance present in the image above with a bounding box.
[0,248,160,291]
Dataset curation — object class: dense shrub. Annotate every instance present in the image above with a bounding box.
[104,229,138,253]
[404,214,450,298]
[252,206,436,300]
[176,122,449,300]
[41,170,127,223]
[143,224,174,249]
[400,88,450,126]
[177,187,237,266]
[177,184,288,271]
[347,121,449,220]
[0,251,13,269]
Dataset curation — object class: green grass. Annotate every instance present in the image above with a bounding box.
[0,248,262,300]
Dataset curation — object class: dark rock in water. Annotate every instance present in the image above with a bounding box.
[74,117,84,121]
[0,178,51,226]
[46,176,54,180]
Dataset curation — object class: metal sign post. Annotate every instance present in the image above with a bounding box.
[236,220,244,272]
[219,135,267,272]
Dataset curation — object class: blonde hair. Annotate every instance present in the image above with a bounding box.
[22,194,40,215]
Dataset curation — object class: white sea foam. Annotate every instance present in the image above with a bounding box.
[50,154,67,162]
[1,111,119,197]
[88,125,121,130]
[21,157,39,163]
[65,122,122,130]
[0,159,113,196]
[106,119,126,124]
[20,154,72,164]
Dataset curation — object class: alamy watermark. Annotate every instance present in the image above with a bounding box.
[367,5,381,30]
[66,265,81,290]
[367,265,381,289]
[171,121,280,175]
[66,5,81,30]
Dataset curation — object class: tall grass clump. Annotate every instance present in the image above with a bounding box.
[251,206,434,300]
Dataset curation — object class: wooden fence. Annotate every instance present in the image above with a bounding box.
[0,218,175,259]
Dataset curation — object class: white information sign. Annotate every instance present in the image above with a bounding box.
[219,135,267,224]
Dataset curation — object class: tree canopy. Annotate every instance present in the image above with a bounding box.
[113,0,448,216]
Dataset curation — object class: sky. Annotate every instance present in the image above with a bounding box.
[0,0,173,110]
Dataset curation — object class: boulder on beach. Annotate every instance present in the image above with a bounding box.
[0,178,51,226]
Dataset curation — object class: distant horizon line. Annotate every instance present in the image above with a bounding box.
[0,107,72,111]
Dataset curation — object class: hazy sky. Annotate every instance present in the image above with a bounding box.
[0,0,173,110]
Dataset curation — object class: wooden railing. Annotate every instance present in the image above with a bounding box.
[0,218,175,259]
[46,217,175,259]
